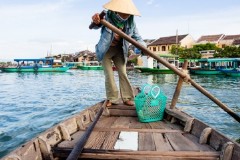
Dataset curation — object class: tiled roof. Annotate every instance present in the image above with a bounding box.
[76,50,95,57]
[148,34,188,46]
[144,39,155,45]
[233,39,240,45]
[222,34,240,40]
[197,34,224,43]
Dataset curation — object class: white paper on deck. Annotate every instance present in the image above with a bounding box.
[114,131,138,150]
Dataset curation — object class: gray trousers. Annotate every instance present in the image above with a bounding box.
[102,46,134,103]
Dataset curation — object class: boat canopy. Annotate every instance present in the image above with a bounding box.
[179,59,199,63]
[14,58,54,62]
[198,58,240,62]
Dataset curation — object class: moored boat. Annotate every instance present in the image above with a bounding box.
[221,68,240,77]
[220,59,240,77]
[189,58,240,75]
[0,58,69,72]
[134,55,179,74]
[65,62,83,69]
[77,61,103,70]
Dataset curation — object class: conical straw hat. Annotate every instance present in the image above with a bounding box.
[103,0,140,16]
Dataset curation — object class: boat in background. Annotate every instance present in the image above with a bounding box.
[179,58,200,69]
[221,69,240,77]
[77,61,103,70]
[220,59,240,77]
[64,62,84,69]
[0,58,69,72]
[134,55,179,74]
[189,58,240,75]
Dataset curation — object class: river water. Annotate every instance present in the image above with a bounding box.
[0,70,239,158]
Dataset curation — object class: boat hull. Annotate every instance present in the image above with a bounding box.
[77,66,103,70]
[189,68,224,75]
[0,67,69,72]
[221,69,240,77]
[134,67,174,74]
[2,101,240,160]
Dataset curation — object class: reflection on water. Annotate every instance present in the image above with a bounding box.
[0,70,239,158]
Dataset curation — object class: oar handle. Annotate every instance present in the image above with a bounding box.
[89,11,106,29]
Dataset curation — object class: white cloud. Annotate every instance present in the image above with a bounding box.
[146,0,155,5]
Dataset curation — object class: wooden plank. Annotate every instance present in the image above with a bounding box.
[142,123,152,129]
[209,129,232,151]
[152,132,173,151]
[84,131,102,149]
[101,132,119,150]
[138,132,156,151]
[79,151,220,160]
[94,116,118,129]
[111,117,132,129]
[57,131,85,148]
[148,121,170,129]
[11,139,43,160]
[93,128,183,133]
[129,118,150,129]
[232,143,240,160]
[108,104,136,110]
[109,109,137,117]
[53,148,220,160]
[165,107,193,123]
[165,133,200,151]
[190,119,208,138]
[88,131,109,149]
[55,131,120,152]
[161,120,184,130]
[183,133,215,151]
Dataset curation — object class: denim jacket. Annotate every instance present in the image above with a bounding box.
[93,11,146,62]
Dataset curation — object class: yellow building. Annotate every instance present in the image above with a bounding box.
[219,34,240,48]
[147,34,195,55]
[196,34,224,48]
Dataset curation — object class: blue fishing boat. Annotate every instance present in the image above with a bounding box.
[0,58,69,72]
[221,69,240,77]
[189,58,240,75]
[220,59,240,77]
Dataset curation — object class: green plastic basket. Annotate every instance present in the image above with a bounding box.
[134,84,167,123]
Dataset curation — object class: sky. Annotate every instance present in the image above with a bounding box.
[1,0,240,60]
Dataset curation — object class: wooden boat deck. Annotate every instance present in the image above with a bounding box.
[49,104,236,160]
[2,102,240,160]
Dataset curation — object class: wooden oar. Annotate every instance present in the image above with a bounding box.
[66,100,107,160]
[90,12,240,123]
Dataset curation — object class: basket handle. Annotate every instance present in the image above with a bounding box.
[151,85,161,99]
[140,84,151,95]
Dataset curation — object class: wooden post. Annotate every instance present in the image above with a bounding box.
[170,60,189,109]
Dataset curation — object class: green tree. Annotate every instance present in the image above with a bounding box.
[193,43,218,51]
[171,45,201,59]
[171,43,240,58]
[214,46,240,58]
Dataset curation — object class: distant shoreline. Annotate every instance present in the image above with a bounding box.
[0,59,14,62]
